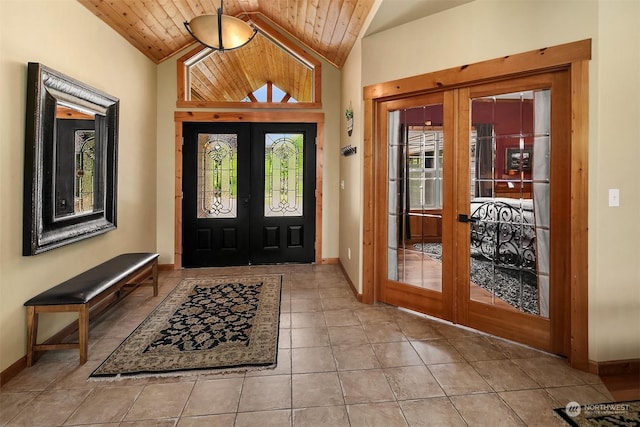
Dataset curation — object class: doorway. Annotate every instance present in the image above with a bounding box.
[363,40,590,367]
[182,122,317,267]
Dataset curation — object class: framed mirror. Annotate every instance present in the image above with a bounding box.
[23,62,119,255]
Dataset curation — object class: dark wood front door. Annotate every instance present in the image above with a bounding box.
[182,122,316,267]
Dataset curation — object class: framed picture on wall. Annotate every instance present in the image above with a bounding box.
[505,147,532,172]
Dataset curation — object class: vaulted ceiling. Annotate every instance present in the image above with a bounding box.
[77,1,473,104]
[78,0,377,68]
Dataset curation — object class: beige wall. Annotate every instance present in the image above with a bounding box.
[0,0,158,372]
[155,45,343,266]
[339,38,365,288]
[340,0,639,362]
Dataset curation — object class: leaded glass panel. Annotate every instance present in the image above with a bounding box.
[197,133,237,219]
[265,133,303,217]
[74,130,96,214]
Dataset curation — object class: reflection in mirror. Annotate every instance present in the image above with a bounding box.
[23,63,118,255]
[55,105,100,218]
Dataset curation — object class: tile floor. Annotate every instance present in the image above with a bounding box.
[1,264,613,426]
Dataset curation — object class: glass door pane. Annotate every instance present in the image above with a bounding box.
[468,89,550,317]
[388,104,445,293]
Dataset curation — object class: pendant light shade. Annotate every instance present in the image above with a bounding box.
[184,1,257,52]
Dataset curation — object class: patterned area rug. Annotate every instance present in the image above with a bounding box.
[554,400,640,426]
[90,275,282,379]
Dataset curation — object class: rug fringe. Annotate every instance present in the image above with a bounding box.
[88,363,278,382]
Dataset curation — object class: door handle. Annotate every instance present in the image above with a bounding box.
[242,196,250,207]
[457,214,478,223]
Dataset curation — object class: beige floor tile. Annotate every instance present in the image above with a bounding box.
[120,419,177,426]
[0,360,72,393]
[279,328,292,349]
[328,325,369,346]
[399,397,467,427]
[487,336,553,359]
[290,299,323,313]
[176,414,236,427]
[124,381,195,421]
[471,359,540,391]
[318,288,354,299]
[499,389,565,427]
[332,344,380,371]
[363,322,408,343]
[291,327,330,348]
[1,265,614,427]
[290,312,326,328]
[0,392,39,425]
[397,319,445,341]
[449,336,508,362]
[279,312,291,329]
[512,357,590,388]
[235,409,291,427]
[450,393,526,426]
[65,385,144,425]
[246,348,291,377]
[384,366,446,400]
[339,369,395,404]
[411,339,465,365]
[45,361,102,390]
[291,347,336,373]
[428,363,493,396]
[432,322,481,339]
[4,388,90,426]
[372,342,423,368]
[182,378,243,416]
[347,402,408,427]
[237,375,291,412]
[354,306,394,324]
[544,384,613,406]
[293,405,349,427]
[321,297,360,311]
[292,372,344,408]
[323,309,361,327]
[290,288,320,300]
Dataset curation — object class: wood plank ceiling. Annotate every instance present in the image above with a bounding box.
[77,0,376,68]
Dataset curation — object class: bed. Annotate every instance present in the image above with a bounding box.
[469,197,536,273]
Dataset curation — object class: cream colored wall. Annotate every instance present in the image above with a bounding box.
[339,39,364,289]
[352,0,640,362]
[155,48,342,266]
[0,0,157,372]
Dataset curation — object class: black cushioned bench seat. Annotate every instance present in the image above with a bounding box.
[24,252,159,366]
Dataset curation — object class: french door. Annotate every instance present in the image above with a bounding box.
[378,71,571,355]
[182,122,316,267]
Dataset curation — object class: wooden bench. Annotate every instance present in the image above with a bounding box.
[24,252,159,366]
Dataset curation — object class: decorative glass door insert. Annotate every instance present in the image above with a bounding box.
[197,133,238,219]
[264,133,304,217]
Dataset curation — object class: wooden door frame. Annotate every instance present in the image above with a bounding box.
[362,39,591,370]
[174,111,324,269]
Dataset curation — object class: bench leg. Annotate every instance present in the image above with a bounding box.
[78,305,89,364]
[152,260,158,297]
[26,306,38,367]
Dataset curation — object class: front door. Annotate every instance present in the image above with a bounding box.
[182,122,316,267]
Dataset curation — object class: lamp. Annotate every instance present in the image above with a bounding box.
[184,0,257,52]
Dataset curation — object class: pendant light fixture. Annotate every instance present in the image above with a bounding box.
[184,0,257,52]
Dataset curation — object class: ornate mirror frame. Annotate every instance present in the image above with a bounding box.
[23,62,119,255]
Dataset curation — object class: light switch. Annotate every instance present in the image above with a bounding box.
[340,180,345,190]
[608,189,619,207]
